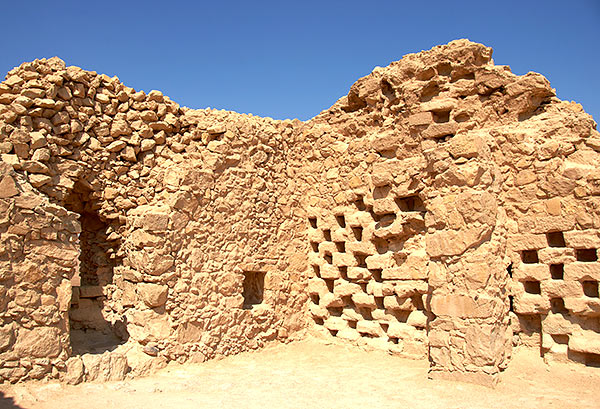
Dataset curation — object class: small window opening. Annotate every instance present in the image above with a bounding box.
[546,231,566,247]
[432,110,451,123]
[582,281,599,298]
[339,266,348,280]
[314,317,324,325]
[524,281,541,295]
[313,265,321,277]
[324,279,335,293]
[551,334,569,345]
[308,217,317,229]
[521,250,539,264]
[348,320,357,329]
[335,242,346,253]
[359,307,373,320]
[550,264,564,280]
[355,254,368,268]
[550,298,568,314]
[328,307,343,317]
[352,226,363,241]
[242,271,266,309]
[370,269,383,282]
[323,229,332,241]
[577,249,598,262]
[375,296,385,309]
[324,252,333,264]
[395,195,425,212]
[311,242,319,252]
[310,294,320,304]
[336,215,346,228]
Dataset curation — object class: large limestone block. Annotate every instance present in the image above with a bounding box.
[14,327,62,358]
[137,283,168,307]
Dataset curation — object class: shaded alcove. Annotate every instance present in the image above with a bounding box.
[63,181,129,354]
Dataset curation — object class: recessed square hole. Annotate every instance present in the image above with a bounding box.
[373,185,391,199]
[521,250,539,264]
[312,265,320,277]
[339,266,348,280]
[311,242,319,252]
[336,215,346,228]
[324,279,335,292]
[523,280,541,294]
[546,231,566,247]
[370,269,382,282]
[550,264,564,280]
[375,296,384,309]
[582,280,599,298]
[308,217,317,229]
[551,334,569,345]
[576,249,598,262]
[352,226,363,241]
[355,253,367,268]
[323,229,331,241]
[550,297,568,314]
[432,110,451,123]
[324,252,333,264]
[242,271,265,309]
[395,195,425,212]
[335,242,346,252]
[354,196,366,211]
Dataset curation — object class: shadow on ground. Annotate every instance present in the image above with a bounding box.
[0,391,23,409]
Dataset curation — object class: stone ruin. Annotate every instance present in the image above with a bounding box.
[0,39,599,386]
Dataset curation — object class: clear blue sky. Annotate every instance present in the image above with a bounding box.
[1,0,598,122]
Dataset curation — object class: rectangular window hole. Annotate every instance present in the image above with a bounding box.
[432,110,451,123]
[313,265,321,277]
[323,229,332,241]
[308,217,317,229]
[328,307,343,317]
[370,269,383,282]
[324,252,333,264]
[335,242,346,253]
[546,231,566,247]
[373,184,392,199]
[325,279,335,293]
[582,280,599,298]
[551,334,569,345]
[352,226,362,241]
[550,264,564,280]
[577,249,598,262]
[375,296,384,309]
[311,242,319,252]
[310,294,320,304]
[339,266,348,280]
[242,271,265,309]
[395,195,425,212]
[355,253,368,268]
[523,280,541,295]
[375,213,396,228]
[354,196,366,211]
[359,308,373,320]
[550,298,568,314]
[435,134,454,142]
[521,250,539,264]
[336,215,346,228]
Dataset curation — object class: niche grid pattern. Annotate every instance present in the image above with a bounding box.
[307,191,430,358]
[511,230,600,366]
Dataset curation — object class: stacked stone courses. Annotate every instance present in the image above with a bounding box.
[0,40,598,386]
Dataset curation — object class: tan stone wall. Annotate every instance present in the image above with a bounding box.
[0,39,598,385]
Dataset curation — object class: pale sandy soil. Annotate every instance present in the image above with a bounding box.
[1,339,599,409]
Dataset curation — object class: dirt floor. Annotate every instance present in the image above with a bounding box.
[1,339,599,409]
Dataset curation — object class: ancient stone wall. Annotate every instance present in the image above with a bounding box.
[0,39,598,386]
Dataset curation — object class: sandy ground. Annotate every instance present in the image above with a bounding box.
[1,339,599,409]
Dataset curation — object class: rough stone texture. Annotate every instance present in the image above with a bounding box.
[0,39,598,386]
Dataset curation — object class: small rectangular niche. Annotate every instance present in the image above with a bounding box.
[550,297,568,314]
[310,294,320,304]
[521,250,539,264]
[354,253,368,268]
[312,265,321,278]
[336,215,346,228]
[323,229,332,241]
[324,252,333,264]
[546,231,566,247]
[311,242,319,252]
[242,271,265,309]
[339,266,348,280]
[395,195,425,212]
[432,110,451,123]
[308,217,317,229]
[550,264,564,280]
[523,280,541,295]
[335,242,346,253]
[582,280,599,298]
[551,334,569,345]
[370,268,383,282]
[352,226,363,241]
[576,249,598,262]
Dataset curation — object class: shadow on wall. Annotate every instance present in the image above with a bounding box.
[0,391,24,409]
